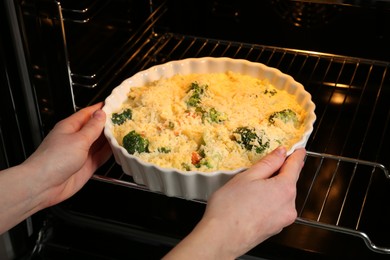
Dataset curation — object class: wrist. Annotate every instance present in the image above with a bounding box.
[18,159,51,210]
[164,216,238,260]
[0,162,47,233]
[196,217,237,259]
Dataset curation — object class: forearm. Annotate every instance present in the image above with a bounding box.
[0,163,47,234]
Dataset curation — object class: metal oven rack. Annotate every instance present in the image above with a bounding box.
[83,33,390,254]
[89,35,390,254]
[93,150,390,254]
[56,0,390,254]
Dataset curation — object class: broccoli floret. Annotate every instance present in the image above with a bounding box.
[207,107,225,123]
[111,109,132,125]
[122,130,149,154]
[195,107,226,124]
[268,109,298,125]
[186,82,224,124]
[181,163,191,171]
[233,127,257,151]
[158,147,171,153]
[186,82,208,107]
[233,127,270,154]
[195,159,212,169]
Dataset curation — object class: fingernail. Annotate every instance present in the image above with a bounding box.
[93,109,105,121]
[275,146,287,156]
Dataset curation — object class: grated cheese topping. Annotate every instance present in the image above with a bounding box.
[111,71,307,172]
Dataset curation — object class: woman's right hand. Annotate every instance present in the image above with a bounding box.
[164,146,306,259]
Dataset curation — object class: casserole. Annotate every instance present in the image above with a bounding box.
[103,57,316,200]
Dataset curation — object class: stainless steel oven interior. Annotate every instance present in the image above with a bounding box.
[4,0,390,259]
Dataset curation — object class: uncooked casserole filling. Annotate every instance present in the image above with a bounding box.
[111,71,307,172]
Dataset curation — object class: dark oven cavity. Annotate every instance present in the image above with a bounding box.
[11,0,390,258]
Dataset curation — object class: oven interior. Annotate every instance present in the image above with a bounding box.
[15,0,390,259]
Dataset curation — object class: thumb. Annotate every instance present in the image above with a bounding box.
[244,146,287,181]
[78,109,106,145]
[277,148,306,184]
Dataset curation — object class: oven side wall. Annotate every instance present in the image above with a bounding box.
[0,0,48,258]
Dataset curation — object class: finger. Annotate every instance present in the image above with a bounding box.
[89,133,113,171]
[56,103,104,133]
[277,148,306,184]
[244,146,287,180]
[77,108,106,146]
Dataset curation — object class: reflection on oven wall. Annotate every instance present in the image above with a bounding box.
[0,0,390,259]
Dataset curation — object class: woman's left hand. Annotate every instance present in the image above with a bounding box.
[0,103,112,234]
[25,102,112,206]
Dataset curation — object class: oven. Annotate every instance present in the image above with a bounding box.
[1,0,390,259]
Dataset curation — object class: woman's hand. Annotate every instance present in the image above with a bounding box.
[0,103,112,234]
[164,146,306,259]
[25,102,112,206]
